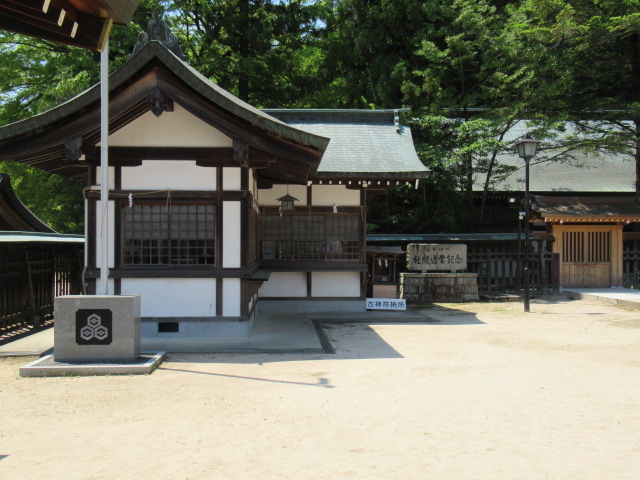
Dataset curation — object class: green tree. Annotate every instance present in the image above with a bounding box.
[515,0,640,201]
[169,0,328,106]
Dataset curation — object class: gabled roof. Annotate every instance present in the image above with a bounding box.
[532,195,640,222]
[0,173,55,233]
[0,41,330,184]
[264,109,429,180]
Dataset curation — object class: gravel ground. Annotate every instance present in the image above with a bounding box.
[1,298,639,480]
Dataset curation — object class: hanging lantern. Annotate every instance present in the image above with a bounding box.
[277,193,299,212]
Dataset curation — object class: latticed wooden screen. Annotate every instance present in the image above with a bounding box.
[259,214,361,261]
[562,231,611,263]
[122,203,215,265]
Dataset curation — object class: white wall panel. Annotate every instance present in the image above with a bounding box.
[108,104,232,147]
[223,167,242,190]
[122,161,216,191]
[222,278,241,316]
[312,185,360,206]
[223,201,242,268]
[94,166,115,189]
[121,278,216,317]
[259,272,307,297]
[311,272,360,297]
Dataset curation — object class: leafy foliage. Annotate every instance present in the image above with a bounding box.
[1,0,639,233]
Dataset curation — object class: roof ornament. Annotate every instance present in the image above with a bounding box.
[131,6,187,61]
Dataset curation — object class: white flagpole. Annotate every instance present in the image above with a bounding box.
[99,40,109,295]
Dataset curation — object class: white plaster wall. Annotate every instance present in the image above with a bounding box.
[223,201,241,268]
[223,167,242,190]
[94,166,116,189]
[108,104,232,147]
[312,185,360,206]
[259,272,307,297]
[311,272,361,297]
[121,278,216,317]
[95,200,115,268]
[258,184,308,206]
[121,160,216,191]
[222,278,241,316]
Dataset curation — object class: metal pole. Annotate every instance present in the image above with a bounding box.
[516,210,522,292]
[99,40,109,295]
[524,156,531,312]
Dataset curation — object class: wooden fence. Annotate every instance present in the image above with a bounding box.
[461,239,640,292]
[623,239,640,286]
[466,241,555,294]
[0,244,83,332]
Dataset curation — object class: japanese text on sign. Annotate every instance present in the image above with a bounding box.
[406,244,467,272]
[366,298,407,311]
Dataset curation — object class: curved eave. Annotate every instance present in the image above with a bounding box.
[0,174,56,233]
[542,216,640,223]
[0,41,329,165]
[314,170,431,180]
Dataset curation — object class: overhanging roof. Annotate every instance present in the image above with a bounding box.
[264,109,430,180]
[0,41,330,184]
[0,1,141,51]
[533,195,640,223]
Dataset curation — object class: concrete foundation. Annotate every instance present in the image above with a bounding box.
[400,273,479,303]
[141,316,254,339]
[258,299,366,313]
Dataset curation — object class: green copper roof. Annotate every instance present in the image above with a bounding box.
[264,109,430,179]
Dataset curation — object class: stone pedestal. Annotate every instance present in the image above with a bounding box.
[399,273,479,303]
[54,295,141,363]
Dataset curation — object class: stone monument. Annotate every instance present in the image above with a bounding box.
[400,244,479,303]
[54,295,141,363]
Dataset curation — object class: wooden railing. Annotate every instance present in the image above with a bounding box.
[0,244,83,332]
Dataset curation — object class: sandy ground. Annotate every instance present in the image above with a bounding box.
[1,298,639,480]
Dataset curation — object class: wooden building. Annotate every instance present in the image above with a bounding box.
[0,39,428,339]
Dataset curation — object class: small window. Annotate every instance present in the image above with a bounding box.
[122,203,215,266]
[158,322,179,333]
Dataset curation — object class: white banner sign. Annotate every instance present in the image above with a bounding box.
[366,298,407,311]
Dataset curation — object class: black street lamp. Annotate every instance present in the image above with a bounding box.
[517,134,539,313]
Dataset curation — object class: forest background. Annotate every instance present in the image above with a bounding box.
[0,0,638,234]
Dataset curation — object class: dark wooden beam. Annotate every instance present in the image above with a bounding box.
[110,146,234,162]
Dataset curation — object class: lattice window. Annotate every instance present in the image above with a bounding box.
[122,203,215,266]
[562,231,611,264]
[259,214,361,261]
